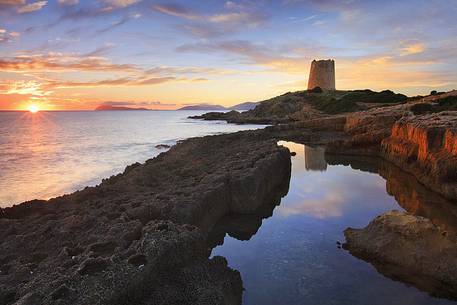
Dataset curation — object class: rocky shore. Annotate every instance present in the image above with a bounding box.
[344,210,457,300]
[192,89,457,299]
[0,132,291,305]
[2,87,457,304]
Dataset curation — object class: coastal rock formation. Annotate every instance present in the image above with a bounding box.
[191,89,407,125]
[326,104,410,155]
[344,210,457,299]
[0,132,291,305]
[307,59,335,91]
[381,111,457,200]
[380,160,457,233]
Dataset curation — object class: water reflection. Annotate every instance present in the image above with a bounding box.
[327,154,457,300]
[305,146,327,171]
[210,141,457,305]
[326,154,457,233]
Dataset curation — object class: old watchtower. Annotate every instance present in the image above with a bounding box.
[307,59,335,91]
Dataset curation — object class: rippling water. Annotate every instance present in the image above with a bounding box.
[211,141,457,305]
[0,111,265,207]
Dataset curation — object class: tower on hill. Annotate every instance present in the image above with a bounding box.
[307,59,335,91]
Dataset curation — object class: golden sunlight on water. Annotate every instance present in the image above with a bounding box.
[0,111,266,207]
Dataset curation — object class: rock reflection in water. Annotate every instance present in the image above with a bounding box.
[326,154,457,233]
[327,153,457,299]
[207,202,278,249]
[210,141,457,305]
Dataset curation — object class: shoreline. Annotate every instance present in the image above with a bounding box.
[0,130,291,305]
[2,91,457,303]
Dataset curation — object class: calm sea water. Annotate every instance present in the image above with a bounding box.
[0,111,265,207]
[211,141,457,305]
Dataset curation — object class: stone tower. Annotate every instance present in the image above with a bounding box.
[307,59,335,91]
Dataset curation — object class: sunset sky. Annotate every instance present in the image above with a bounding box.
[1,0,456,110]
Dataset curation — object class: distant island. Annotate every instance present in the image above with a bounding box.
[95,105,150,111]
[94,102,258,111]
[95,105,149,111]
[178,102,258,111]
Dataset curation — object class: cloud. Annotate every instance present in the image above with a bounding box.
[0,80,51,96]
[0,53,139,73]
[17,0,46,13]
[152,3,198,20]
[0,28,20,43]
[94,13,140,35]
[177,40,315,73]
[102,0,140,9]
[336,55,456,91]
[83,44,115,57]
[400,42,425,56]
[153,2,267,38]
[0,0,25,5]
[57,0,78,5]
[51,76,175,88]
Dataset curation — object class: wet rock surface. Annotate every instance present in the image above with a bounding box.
[0,132,291,305]
[344,210,457,300]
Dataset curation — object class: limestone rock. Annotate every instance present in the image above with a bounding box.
[344,210,457,299]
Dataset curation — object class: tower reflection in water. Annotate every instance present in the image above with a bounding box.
[304,146,327,172]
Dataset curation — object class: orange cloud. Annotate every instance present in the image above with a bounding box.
[400,42,425,56]
[0,54,138,73]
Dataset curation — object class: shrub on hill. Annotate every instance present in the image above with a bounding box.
[435,96,457,111]
[339,90,407,104]
[312,98,359,114]
[410,96,457,115]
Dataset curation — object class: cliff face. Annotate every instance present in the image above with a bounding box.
[381,112,457,200]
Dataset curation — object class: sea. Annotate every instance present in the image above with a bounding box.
[0,110,265,207]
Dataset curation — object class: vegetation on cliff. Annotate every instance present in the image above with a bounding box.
[191,89,408,123]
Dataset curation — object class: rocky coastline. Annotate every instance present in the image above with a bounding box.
[2,88,457,304]
[0,132,291,305]
[191,89,457,300]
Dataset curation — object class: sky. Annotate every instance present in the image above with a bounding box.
[1,0,456,110]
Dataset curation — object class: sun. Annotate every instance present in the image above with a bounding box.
[28,104,39,113]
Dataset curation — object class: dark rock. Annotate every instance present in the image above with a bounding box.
[14,292,43,305]
[51,285,72,300]
[77,258,110,275]
[88,241,118,257]
[0,131,291,305]
[127,254,147,267]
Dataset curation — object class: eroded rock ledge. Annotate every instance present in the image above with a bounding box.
[381,112,457,200]
[0,132,291,305]
[344,210,457,300]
